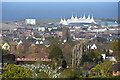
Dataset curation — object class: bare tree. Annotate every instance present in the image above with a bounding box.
[72,39,88,71]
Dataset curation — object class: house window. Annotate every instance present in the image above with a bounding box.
[114,61,117,64]
[22,58,25,60]
[4,46,8,48]
[41,58,44,60]
[114,71,117,74]
[35,58,37,60]
[17,58,20,60]
[28,58,31,60]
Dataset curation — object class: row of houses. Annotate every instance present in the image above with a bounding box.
[69,25,119,32]
[72,31,119,41]
[2,38,51,50]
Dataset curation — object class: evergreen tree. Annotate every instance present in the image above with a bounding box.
[48,46,63,59]
[62,60,67,69]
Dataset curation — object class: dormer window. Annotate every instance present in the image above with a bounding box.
[17,56,20,58]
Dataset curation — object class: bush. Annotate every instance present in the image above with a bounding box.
[59,69,75,78]
[35,68,39,73]
[37,71,49,78]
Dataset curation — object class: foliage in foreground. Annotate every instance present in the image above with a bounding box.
[2,64,33,78]
[59,69,75,78]
[37,71,49,78]
[91,59,113,77]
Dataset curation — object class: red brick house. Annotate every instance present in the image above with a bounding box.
[17,57,51,62]
[16,53,51,62]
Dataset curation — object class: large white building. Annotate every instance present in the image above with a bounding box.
[25,19,36,25]
[60,13,96,25]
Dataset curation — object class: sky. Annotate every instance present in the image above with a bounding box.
[1,0,120,2]
[2,2,118,21]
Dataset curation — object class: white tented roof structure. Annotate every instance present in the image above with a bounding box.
[60,13,96,25]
